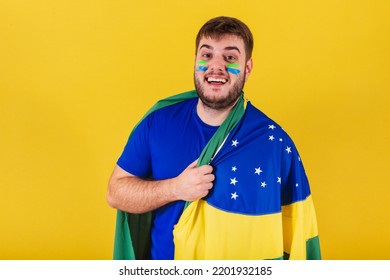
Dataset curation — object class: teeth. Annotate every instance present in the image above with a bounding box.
[207,77,227,83]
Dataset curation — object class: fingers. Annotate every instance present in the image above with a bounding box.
[203,173,215,185]
[197,164,213,176]
[175,159,215,201]
[186,159,213,174]
[187,158,210,169]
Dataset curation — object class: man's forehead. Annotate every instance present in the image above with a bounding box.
[198,35,244,50]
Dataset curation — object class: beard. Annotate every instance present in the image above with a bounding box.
[194,72,246,111]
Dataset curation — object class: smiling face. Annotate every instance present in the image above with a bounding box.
[194,35,253,111]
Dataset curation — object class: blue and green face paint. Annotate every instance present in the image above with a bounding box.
[196,60,241,75]
[196,60,208,72]
[226,63,241,75]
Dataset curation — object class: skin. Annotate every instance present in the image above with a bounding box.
[194,35,252,125]
[107,35,253,213]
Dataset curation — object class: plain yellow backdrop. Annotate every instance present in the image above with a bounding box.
[1,0,389,260]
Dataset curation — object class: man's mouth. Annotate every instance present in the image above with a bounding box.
[206,77,228,85]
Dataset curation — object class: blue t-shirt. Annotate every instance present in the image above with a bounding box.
[117,98,218,259]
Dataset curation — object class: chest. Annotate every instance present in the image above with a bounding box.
[148,110,217,180]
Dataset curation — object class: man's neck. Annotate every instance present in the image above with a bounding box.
[196,99,236,126]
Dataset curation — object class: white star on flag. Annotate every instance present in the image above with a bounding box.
[254,167,263,175]
[232,139,239,147]
[231,166,237,172]
[230,177,238,186]
[269,135,275,141]
[268,124,276,130]
[231,192,238,200]
[279,138,283,142]
[261,182,267,188]
[296,183,299,187]
[286,146,292,154]
[277,177,282,184]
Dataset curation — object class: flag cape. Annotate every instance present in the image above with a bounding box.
[112,90,321,260]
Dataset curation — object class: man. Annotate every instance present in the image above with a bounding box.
[107,16,321,260]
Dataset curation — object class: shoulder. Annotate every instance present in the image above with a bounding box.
[243,101,288,136]
[240,101,301,155]
[146,97,198,122]
[244,101,273,125]
[131,97,198,135]
[155,97,197,115]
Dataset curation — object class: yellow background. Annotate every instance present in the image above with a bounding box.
[1,0,389,260]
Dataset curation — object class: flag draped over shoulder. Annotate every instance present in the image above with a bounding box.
[173,97,321,260]
[112,90,321,260]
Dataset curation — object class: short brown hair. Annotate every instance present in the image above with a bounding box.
[195,16,254,61]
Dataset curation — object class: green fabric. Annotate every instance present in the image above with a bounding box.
[113,210,135,260]
[282,235,322,260]
[306,235,322,260]
[112,90,246,260]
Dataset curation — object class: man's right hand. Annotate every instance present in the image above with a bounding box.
[171,159,215,202]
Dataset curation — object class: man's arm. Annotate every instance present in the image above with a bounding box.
[107,159,215,213]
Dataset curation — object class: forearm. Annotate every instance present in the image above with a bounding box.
[107,161,214,213]
[107,171,178,214]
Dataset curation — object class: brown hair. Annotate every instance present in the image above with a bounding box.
[195,16,254,61]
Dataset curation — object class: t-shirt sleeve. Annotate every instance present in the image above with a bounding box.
[117,115,152,178]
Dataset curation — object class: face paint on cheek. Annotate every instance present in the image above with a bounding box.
[196,60,208,72]
[226,63,241,75]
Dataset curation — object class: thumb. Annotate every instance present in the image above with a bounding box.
[187,158,199,169]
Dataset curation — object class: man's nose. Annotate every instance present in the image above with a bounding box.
[208,57,225,72]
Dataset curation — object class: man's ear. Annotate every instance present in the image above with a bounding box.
[245,58,253,81]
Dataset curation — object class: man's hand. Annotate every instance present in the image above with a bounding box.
[172,159,215,201]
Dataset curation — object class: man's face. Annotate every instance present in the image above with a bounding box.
[194,35,252,111]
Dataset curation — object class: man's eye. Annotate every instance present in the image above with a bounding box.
[202,54,211,59]
[226,56,236,61]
